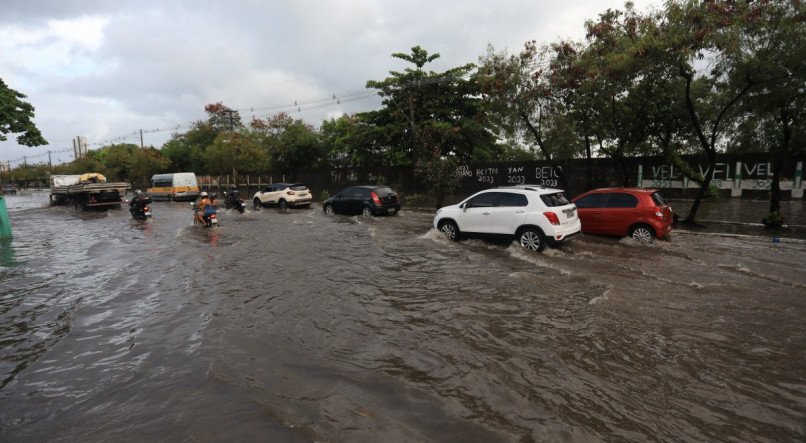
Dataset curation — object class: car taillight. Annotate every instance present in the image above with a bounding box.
[287,190,295,195]
[371,191,382,205]
[544,212,560,225]
[144,205,149,211]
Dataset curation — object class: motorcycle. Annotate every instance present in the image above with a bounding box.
[129,196,153,220]
[223,190,246,213]
[192,202,219,228]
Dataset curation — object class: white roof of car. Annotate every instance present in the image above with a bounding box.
[496,185,564,194]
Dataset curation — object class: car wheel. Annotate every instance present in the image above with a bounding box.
[438,220,460,241]
[362,206,373,218]
[518,228,546,252]
[324,204,335,216]
[253,198,261,210]
[279,199,288,210]
[629,224,655,242]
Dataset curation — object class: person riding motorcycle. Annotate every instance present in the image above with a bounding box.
[194,191,213,225]
[129,190,151,212]
[224,185,243,210]
[227,184,239,199]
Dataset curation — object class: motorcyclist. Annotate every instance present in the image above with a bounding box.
[225,185,241,209]
[194,191,211,225]
[129,190,151,212]
[227,184,239,199]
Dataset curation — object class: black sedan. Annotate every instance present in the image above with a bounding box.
[323,185,401,217]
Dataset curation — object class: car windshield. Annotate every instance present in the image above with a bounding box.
[651,191,667,206]
[540,192,570,207]
[290,184,307,191]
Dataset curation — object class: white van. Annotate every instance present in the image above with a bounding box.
[147,173,200,201]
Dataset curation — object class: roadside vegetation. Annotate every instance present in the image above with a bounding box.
[2,1,803,224]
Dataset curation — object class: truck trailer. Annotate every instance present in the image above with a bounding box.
[50,174,131,209]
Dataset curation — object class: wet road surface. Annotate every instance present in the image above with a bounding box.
[1,192,804,441]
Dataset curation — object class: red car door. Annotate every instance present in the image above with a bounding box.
[599,192,641,236]
[573,193,607,234]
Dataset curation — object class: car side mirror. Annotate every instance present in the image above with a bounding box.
[460,202,467,211]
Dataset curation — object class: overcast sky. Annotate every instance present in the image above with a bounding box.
[1,0,658,167]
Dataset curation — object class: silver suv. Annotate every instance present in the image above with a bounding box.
[433,185,581,251]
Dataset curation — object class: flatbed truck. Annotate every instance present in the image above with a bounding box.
[49,175,131,209]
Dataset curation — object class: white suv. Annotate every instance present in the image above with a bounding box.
[253,183,313,209]
[433,185,581,251]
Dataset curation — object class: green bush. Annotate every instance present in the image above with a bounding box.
[319,189,330,202]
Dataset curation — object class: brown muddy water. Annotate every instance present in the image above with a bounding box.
[1,192,804,441]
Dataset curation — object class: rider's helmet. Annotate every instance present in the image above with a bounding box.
[134,190,142,196]
[200,191,208,197]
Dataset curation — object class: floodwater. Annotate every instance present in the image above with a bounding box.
[1,192,804,442]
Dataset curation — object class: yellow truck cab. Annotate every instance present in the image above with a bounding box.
[147,173,200,201]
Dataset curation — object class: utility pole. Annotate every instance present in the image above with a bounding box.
[48,150,52,167]
[140,129,144,148]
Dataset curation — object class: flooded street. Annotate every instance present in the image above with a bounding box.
[1,192,804,441]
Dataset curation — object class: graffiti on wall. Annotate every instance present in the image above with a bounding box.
[455,164,563,187]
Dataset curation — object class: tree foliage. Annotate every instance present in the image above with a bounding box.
[364,46,498,166]
[0,79,48,147]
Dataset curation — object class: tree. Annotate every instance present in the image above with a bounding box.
[320,114,385,168]
[204,102,242,132]
[128,147,170,187]
[477,42,574,161]
[573,4,682,186]
[160,103,235,173]
[724,1,805,226]
[204,130,267,178]
[251,113,323,176]
[664,1,770,224]
[364,46,497,166]
[92,143,138,181]
[0,79,48,147]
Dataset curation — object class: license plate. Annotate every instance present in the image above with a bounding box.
[144,211,151,216]
[211,217,218,224]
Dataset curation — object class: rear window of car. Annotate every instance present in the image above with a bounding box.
[540,192,570,207]
[651,191,667,206]
[374,187,395,195]
[606,193,639,208]
[290,184,307,191]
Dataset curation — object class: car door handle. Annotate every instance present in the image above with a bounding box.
[483,212,490,215]
[516,210,525,213]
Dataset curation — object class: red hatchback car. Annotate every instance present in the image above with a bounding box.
[571,188,674,241]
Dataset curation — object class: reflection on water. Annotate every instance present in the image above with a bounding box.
[0,238,17,268]
[0,192,804,441]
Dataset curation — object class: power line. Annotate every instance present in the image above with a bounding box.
[3,74,470,168]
